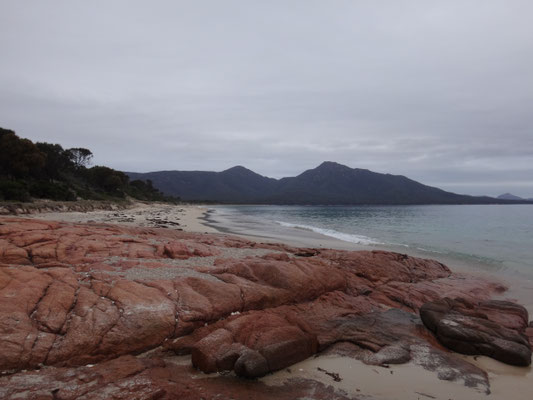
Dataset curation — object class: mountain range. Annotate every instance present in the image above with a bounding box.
[126,162,533,205]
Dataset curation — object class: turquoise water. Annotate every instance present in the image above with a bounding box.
[211,205,533,277]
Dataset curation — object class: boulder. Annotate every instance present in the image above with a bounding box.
[234,349,270,378]
[420,298,531,366]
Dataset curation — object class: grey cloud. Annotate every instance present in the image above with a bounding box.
[1,0,532,197]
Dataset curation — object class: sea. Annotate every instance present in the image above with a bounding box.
[207,204,533,281]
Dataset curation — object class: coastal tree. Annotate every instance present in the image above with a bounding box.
[87,166,129,194]
[36,142,75,179]
[67,147,93,168]
[0,127,46,179]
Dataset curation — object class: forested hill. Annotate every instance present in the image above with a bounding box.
[127,162,532,205]
[0,127,177,203]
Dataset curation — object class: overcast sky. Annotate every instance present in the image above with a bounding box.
[1,1,532,197]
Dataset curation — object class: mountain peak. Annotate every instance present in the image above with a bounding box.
[221,165,254,174]
[497,193,523,200]
[315,161,352,171]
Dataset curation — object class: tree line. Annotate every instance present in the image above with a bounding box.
[0,127,178,203]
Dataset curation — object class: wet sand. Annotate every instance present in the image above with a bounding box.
[261,353,533,400]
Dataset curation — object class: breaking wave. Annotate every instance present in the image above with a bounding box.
[275,221,383,245]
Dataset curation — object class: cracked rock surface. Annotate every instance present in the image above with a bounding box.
[0,216,528,399]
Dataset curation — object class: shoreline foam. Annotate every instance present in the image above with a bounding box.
[276,220,385,245]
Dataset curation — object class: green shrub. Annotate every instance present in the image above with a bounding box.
[0,180,31,202]
[28,181,76,201]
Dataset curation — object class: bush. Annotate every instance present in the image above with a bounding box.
[87,166,129,195]
[0,128,46,179]
[0,180,31,202]
[28,181,77,201]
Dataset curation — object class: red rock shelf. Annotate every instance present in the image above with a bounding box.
[0,217,529,399]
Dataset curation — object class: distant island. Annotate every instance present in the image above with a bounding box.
[128,162,533,205]
[498,193,533,201]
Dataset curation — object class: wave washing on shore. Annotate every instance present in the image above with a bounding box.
[209,204,533,279]
[275,220,384,245]
[276,220,452,255]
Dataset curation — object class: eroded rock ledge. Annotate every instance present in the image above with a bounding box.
[0,217,530,399]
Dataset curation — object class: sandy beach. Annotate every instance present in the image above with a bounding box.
[26,202,219,234]
[15,202,531,400]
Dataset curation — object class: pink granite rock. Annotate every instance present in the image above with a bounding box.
[0,216,526,398]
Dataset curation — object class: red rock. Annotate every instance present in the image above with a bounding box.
[477,299,529,330]
[526,327,533,348]
[174,277,242,322]
[33,279,77,333]
[188,311,319,376]
[0,265,54,370]
[420,298,532,366]
[191,328,234,372]
[216,342,247,371]
[0,239,30,264]
[234,348,270,378]
[163,241,219,259]
[319,249,451,285]
[258,325,317,371]
[0,216,527,398]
